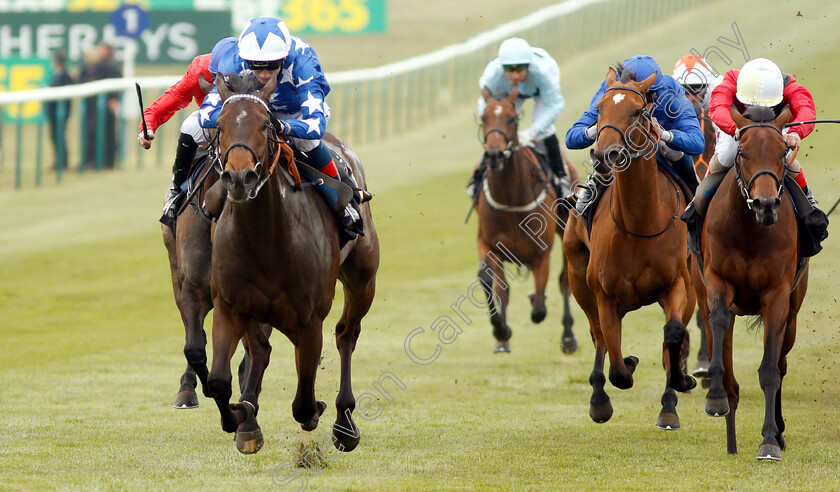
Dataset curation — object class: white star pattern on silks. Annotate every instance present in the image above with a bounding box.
[303,117,321,134]
[199,94,221,124]
[295,75,313,87]
[294,38,311,53]
[279,63,295,86]
[301,91,323,116]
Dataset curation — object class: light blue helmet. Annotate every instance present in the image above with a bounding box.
[498,37,532,65]
[209,37,237,74]
[238,17,292,62]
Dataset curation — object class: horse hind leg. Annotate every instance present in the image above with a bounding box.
[558,254,577,354]
[528,254,550,324]
[292,320,327,432]
[178,286,213,407]
[663,318,697,393]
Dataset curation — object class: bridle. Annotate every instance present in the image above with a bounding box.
[481,98,521,163]
[595,86,658,163]
[215,93,285,200]
[733,123,786,207]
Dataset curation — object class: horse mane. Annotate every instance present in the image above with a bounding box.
[223,71,265,95]
[741,105,777,123]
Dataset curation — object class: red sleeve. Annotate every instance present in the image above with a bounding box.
[782,76,816,139]
[141,54,212,133]
[708,70,739,137]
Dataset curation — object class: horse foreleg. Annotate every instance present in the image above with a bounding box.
[558,253,577,354]
[235,324,271,454]
[597,299,636,390]
[292,320,326,432]
[529,254,550,324]
[477,252,511,352]
[660,285,696,394]
[756,289,791,461]
[207,301,252,434]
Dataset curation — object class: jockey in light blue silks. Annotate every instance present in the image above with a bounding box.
[467,37,569,199]
[199,16,362,243]
[565,55,705,212]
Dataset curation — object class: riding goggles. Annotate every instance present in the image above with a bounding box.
[503,64,529,73]
[246,59,284,71]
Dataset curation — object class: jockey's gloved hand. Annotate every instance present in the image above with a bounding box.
[657,140,684,161]
[270,114,288,136]
[584,124,597,140]
[518,130,535,147]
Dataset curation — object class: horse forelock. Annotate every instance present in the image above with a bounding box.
[224,72,266,95]
[741,105,776,123]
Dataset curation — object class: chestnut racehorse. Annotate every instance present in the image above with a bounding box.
[206,72,379,455]
[476,88,578,354]
[693,105,808,460]
[563,68,696,430]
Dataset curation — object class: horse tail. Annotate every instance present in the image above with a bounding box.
[746,314,764,333]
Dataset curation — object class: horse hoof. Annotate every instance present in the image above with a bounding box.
[704,397,730,417]
[757,443,782,461]
[561,337,578,354]
[301,401,327,432]
[625,355,640,372]
[692,360,711,378]
[333,428,360,452]
[173,390,199,409]
[494,340,511,353]
[590,401,613,423]
[672,374,697,393]
[531,309,547,324]
[656,412,680,430]
[235,428,264,455]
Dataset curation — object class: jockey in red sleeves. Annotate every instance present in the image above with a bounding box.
[688,58,820,217]
[137,37,237,229]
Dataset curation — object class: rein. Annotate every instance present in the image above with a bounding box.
[596,86,658,160]
[609,166,682,238]
[733,123,785,207]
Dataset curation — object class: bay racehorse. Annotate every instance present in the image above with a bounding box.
[476,88,578,354]
[562,68,697,430]
[206,72,379,454]
[693,105,808,460]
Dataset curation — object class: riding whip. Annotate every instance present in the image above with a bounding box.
[135,82,150,146]
[785,119,840,127]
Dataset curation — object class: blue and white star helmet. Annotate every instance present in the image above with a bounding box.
[238,17,292,62]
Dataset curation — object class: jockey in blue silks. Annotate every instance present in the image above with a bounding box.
[565,55,705,211]
[199,16,362,243]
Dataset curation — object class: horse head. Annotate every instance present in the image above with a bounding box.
[730,104,791,225]
[216,72,279,203]
[480,87,519,172]
[591,67,657,175]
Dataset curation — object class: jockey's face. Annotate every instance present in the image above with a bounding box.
[503,64,529,85]
[252,67,281,85]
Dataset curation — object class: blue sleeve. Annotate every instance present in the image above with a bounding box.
[655,83,704,155]
[565,83,605,149]
[199,55,242,128]
[279,54,330,140]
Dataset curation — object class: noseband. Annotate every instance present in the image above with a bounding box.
[595,86,658,161]
[733,123,785,207]
[482,98,521,162]
[217,93,284,199]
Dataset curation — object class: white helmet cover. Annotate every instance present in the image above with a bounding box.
[238,17,292,62]
[672,54,716,89]
[736,58,784,107]
[497,37,532,65]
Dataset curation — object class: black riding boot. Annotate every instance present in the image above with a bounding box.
[334,164,366,247]
[543,134,570,198]
[160,132,199,230]
[466,160,487,199]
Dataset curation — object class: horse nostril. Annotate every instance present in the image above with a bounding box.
[590,149,603,163]
[221,170,234,190]
[243,170,259,189]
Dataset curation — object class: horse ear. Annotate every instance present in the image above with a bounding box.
[259,71,278,101]
[198,75,213,94]
[481,88,492,102]
[605,67,617,85]
[638,72,656,93]
[508,87,520,102]
[774,104,793,129]
[729,104,747,128]
[216,73,231,101]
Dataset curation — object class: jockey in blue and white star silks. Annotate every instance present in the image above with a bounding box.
[200,16,360,235]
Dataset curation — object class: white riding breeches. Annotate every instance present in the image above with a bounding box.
[180,111,207,145]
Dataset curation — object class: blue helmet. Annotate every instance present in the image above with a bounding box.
[622,55,664,92]
[209,37,237,74]
[238,17,292,62]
